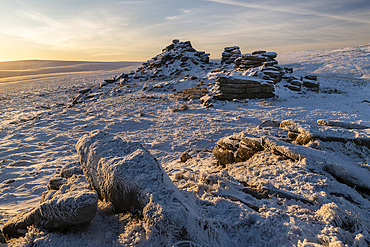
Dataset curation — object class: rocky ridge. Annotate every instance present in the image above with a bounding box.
[66,40,323,108]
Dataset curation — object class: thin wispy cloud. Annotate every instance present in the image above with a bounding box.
[166,9,192,20]
[205,0,370,24]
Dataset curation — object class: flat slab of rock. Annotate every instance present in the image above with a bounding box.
[215,76,275,100]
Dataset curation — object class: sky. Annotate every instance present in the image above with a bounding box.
[0,0,369,61]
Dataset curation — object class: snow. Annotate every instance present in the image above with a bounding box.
[0,44,369,246]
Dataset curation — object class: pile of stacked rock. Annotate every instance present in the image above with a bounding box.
[260,63,285,83]
[284,75,319,92]
[221,46,242,64]
[234,50,278,70]
[213,46,320,99]
[124,39,210,82]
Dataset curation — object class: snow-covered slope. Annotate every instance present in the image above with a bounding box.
[278,45,370,80]
[0,44,369,246]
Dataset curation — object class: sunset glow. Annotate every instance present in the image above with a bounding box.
[1,0,369,61]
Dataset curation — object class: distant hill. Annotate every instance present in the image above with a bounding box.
[0,60,142,83]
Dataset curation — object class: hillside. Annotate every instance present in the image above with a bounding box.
[0,42,369,246]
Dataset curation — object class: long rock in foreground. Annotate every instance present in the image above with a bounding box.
[76,130,182,213]
[75,130,208,244]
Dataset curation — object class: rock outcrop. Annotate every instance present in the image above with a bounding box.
[213,120,370,196]
[214,76,275,100]
[213,132,264,166]
[235,51,278,70]
[124,39,211,82]
[221,46,241,64]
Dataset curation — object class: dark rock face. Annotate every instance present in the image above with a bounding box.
[0,231,5,243]
[214,76,275,100]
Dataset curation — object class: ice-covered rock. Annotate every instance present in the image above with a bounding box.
[76,130,218,244]
[39,189,98,229]
[76,130,181,213]
[2,208,41,240]
[60,162,84,179]
[2,163,98,240]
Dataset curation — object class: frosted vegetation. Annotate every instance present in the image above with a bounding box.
[0,43,369,246]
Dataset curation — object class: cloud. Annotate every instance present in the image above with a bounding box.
[204,0,370,24]
[165,9,191,20]
[0,7,135,53]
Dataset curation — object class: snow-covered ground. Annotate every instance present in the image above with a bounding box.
[0,45,369,246]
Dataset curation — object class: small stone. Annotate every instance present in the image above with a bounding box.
[180,152,192,163]
[4,179,15,184]
[304,75,317,81]
[257,120,281,129]
[60,163,83,179]
[302,79,319,91]
[189,75,197,80]
[47,177,67,190]
[78,88,91,94]
[39,190,98,229]
[290,80,302,86]
[284,67,293,73]
[287,85,301,91]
